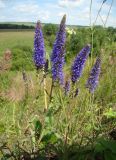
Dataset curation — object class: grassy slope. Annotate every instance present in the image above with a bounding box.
[0,31,52,56]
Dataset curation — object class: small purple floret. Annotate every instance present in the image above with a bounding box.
[86,57,101,93]
[33,21,45,69]
[64,80,70,95]
[51,15,66,85]
[71,45,91,83]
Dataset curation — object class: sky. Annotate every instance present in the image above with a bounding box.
[0,0,116,27]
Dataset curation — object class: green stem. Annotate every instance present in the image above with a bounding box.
[13,103,16,126]
[49,79,54,103]
[90,93,95,148]
[43,68,48,111]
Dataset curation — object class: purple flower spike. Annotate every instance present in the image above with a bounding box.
[33,21,45,69]
[71,44,91,83]
[86,57,101,93]
[64,80,70,95]
[51,15,66,85]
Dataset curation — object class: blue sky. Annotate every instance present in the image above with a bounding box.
[0,0,116,26]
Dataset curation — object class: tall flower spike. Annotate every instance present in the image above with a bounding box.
[71,44,91,83]
[64,80,70,95]
[51,15,66,85]
[86,57,101,93]
[33,21,45,69]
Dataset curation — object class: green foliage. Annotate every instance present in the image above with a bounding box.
[43,24,58,49]
[46,35,56,47]
[66,29,89,57]
[43,23,58,36]
[94,138,116,160]
[104,108,116,118]
[11,45,34,71]
[66,26,116,59]
[0,71,15,91]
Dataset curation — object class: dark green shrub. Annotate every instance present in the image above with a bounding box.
[43,23,58,36]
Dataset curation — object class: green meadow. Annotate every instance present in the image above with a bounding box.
[0,31,33,55]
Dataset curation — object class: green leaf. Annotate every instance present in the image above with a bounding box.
[100,139,116,153]
[96,138,116,154]
[95,143,105,153]
[104,150,116,160]
[34,120,42,133]
[0,123,5,133]
[42,132,58,144]
[104,108,116,118]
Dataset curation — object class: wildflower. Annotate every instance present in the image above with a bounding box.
[86,57,101,93]
[64,80,70,95]
[33,21,45,69]
[71,44,91,83]
[51,15,66,85]
[66,27,76,35]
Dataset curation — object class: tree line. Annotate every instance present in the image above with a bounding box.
[0,23,34,29]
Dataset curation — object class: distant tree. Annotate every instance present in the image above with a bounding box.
[0,23,34,29]
[43,23,58,36]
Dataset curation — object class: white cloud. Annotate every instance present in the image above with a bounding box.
[13,4,39,14]
[0,0,115,27]
[86,1,115,27]
[38,11,50,21]
[13,2,50,21]
[95,14,116,27]
[0,16,6,21]
[58,0,85,8]
[58,12,66,17]
[0,0,5,8]
[107,17,116,27]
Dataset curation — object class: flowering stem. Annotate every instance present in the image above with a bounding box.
[43,68,48,111]
[49,79,54,103]
[90,94,94,127]
[90,93,95,148]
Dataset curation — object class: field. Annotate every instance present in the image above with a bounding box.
[0,25,116,160]
[0,31,34,55]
